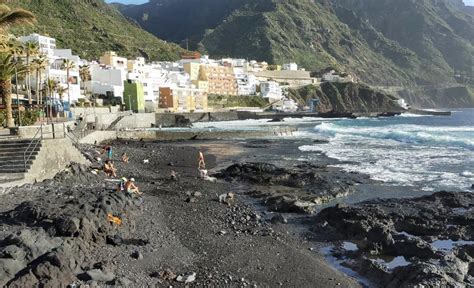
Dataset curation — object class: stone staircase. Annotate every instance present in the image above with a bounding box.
[0,139,42,183]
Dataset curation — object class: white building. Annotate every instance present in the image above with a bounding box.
[86,64,125,98]
[260,81,283,101]
[397,98,409,110]
[19,34,56,57]
[235,73,258,95]
[19,34,81,104]
[322,70,354,83]
[282,63,298,71]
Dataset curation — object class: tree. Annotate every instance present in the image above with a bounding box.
[32,55,48,106]
[24,41,39,104]
[44,78,57,119]
[0,4,36,31]
[0,53,25,127]
[0,4,35,127]
[56,85,67,103]
[62,59,75,110]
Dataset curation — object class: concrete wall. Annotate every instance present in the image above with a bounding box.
[71,107,120,122]
[25,138,89,183]
[155,111,240,127]
[114,113,156,129]
[116,127,297,141]
[15,122,76,139]
[79,131,117,144]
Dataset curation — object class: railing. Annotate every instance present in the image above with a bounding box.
[23,124,43,172]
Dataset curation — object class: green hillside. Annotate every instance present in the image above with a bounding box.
[118,0,474,107]
[8,0,186,61]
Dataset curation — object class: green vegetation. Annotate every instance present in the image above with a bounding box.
[0,108,40,127]
[288,82,402,113]
[119,0,473,107]
[8,0,186,61]
[208,94,269,108]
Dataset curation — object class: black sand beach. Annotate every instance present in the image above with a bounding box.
[0,138,472,287]
[0,140,362,287]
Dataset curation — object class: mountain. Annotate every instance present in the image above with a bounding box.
[7,0,185,61]
[118,0,474,107]
[115,0,246,49]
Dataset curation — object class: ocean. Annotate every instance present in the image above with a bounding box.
[194,109,473,192]
[298,109,474,192]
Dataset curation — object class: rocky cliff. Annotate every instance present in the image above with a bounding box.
[288,82,404,114]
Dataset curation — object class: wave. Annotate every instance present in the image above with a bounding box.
[314,122,474,149]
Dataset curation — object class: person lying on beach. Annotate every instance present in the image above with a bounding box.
[103,160,117,177]
[122,152,129,163]
[125,178,142,195]
[198,150,206,170]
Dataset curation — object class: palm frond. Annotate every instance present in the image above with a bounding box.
[0,8,36,29]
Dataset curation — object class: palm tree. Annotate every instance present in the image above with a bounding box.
[24,41,39,104]
[79,65,90,90]
[7,41,24,124]
[56,85,67,105]
[0,4,36,31]
[62,59,75,111]
[44,78,57,120]
[32,55,48,106]
[0,53,25,127]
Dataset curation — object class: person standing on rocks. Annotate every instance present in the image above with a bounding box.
[198,150,206,170]
[103,145,113,160]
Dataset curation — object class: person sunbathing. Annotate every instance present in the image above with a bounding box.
[125,178,142,195]
[103,160,117,177]
[122,152,129,163]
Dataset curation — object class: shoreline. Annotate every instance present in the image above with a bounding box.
[0,133,471,286]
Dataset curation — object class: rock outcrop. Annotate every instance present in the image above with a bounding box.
[217,162,371,213]
[288,82,404,114]
[0,163,139,287]
[314,191,474,287]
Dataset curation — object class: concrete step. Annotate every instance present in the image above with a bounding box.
[0,173,25,183]
[0,167,28,174]
[0,163,30,170]
[0,151,39,157]
[0,155,37,161]
[0,146,41,153]
[0,141,41,148]
[0,160,33,167]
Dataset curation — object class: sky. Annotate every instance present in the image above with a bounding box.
[106,0,474,6]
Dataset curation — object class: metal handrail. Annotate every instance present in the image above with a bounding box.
[23,124,43,172]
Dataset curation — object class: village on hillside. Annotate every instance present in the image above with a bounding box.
[9,33,356,117]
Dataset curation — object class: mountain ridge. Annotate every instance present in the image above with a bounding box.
[116,0,474,107]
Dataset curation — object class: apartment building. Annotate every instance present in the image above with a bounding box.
[201,65,238,96]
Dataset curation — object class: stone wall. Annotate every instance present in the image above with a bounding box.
[15,122,76,139]
[25,138,90,183]
[114,113,156,129]
[79,131,117,145]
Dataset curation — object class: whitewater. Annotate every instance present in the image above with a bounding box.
[298,109,474,191]
[194,109,473,192]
